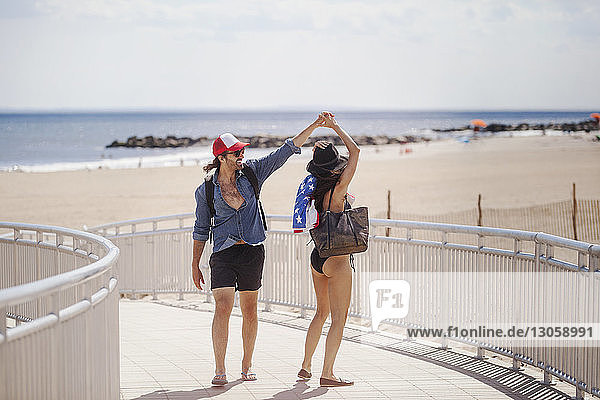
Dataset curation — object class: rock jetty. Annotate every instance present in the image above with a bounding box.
[106,119,600,149]
[106,134,426,149]
[433,119,599,133]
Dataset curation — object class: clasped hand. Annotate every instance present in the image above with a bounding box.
[314,111,337,129]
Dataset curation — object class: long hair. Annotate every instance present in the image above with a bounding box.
[311,171,342,213]
[203,157,220,173]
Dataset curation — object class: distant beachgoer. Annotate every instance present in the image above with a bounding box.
[191,114,326,386]
[297,112,360,387]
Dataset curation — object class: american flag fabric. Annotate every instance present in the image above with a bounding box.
[292,174,319,233]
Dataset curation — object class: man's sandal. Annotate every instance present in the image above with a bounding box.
[211,374,228,386]
[241,368,257,381]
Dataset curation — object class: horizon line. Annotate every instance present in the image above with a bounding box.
[0,107,597,114]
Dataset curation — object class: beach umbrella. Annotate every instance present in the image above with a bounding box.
[470,119,487,132]
[590,112,600,122]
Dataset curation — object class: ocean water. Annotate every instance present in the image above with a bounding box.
[0,111,593,172]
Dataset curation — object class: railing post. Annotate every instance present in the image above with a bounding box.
[56,234,63,288]
[534,237,542,271]
[152,222,158,300]
[49,284,61,400]
[439,232,450,350]
[546,243,553,261]
[475,345,486,360]
[512,238,520,267]
[575,383,585,400]
[12,229,19,299]
[178,222,186,301]
[577,251,586,270]
[84,280,94,400]
[404,227,414,343]
[298,235,308,318]
[439,335,448,350]
[179,232,184,301]
[540,368,554,386]
[477,234,485,358]
[0,306,6,340]
[590,249,599,273]
[36,230,43,318]
[543,370,551,385]
[509,355,523,371]
[127,237,133,298]
[50,292,59,321]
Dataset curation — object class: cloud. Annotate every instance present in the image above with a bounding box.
[28,0,469,39]
[1,0,599,109]
[29,0,600,52]
[0,0,43,18]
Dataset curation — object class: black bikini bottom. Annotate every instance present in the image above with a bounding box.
[310,247,327,274]
[311,248,356,274]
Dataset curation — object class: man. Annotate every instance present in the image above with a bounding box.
[192,114,326,386]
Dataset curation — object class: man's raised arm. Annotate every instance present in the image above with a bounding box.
[292,114,326,147]
[246,114,326,185]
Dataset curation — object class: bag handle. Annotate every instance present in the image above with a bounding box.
[326,185,335,212]
[326,184,349,212]
[325,185,335,250]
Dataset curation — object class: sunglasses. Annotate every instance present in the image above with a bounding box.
[222,149,245,157]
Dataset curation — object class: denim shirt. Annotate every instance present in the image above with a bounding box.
[193,138,301,253]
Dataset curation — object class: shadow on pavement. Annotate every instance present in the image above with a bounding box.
[127,379,331,400]
[263,380,329,400]
[129,378,244,400]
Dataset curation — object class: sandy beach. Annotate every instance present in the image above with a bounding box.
[1,135,599,230]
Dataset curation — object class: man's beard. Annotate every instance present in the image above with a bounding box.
[231,158,243,170]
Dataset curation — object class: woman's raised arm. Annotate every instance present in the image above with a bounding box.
[321,112,360,197]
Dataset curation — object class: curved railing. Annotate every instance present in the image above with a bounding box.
[0,222,120,400]
[87,213,600,399]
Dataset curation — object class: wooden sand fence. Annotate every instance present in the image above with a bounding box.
[377,196,600,250]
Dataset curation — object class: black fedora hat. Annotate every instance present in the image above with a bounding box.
[306,142,348,177]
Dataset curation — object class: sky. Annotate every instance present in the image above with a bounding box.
[0,0,599,111]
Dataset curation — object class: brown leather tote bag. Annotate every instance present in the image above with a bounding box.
[309,188,369,258]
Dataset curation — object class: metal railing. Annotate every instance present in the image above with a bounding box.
[0,222,120,400]
[88,213,600,399]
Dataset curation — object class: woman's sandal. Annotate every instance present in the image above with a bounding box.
[319,376,354,387]
[241,368,257,381]
[297,369,312,380]
[211,374,228,386]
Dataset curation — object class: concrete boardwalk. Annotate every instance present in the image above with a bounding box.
[120,297,575,400]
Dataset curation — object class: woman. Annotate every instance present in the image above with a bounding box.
[298,112,360,387]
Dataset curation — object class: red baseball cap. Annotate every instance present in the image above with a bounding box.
[212,133,250,157]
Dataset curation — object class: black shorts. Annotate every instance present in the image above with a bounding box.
[209,244,265,291]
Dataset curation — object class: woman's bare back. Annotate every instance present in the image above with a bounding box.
[321,183,347,213]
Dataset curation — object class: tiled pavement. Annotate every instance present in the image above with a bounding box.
[120,296,576,400]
